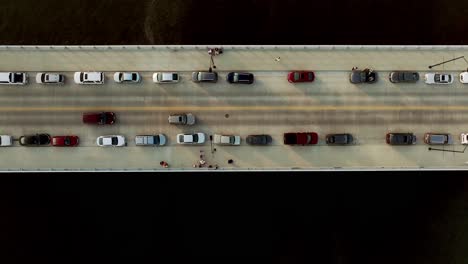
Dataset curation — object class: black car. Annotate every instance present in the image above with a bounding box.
[226,72,254,84]
[19,134,51,146]
[349,68,377,84]
[325,134,354,145]
[389,71,419,83]
[386,133,416,145]
[246,134,272,145]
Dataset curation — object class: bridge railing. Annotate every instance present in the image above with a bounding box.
[0,45,467,51]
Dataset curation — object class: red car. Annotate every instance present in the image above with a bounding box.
[284,132,318,145]
[82,112,115,125]
[287,71,315,83]
[52,135,79,147]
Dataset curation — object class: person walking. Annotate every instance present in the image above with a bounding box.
[275,57,281,62]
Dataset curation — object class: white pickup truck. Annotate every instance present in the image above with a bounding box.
[135,135,166,146]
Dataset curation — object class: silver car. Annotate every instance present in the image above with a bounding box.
[168,113,195,125]
[192,71,218,83]
[135,134,166,146]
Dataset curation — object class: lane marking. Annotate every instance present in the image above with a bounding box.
[0,105,466,112]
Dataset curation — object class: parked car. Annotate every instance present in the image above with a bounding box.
[74,72,104,84]
[168,113,195,125]
[349,68,377,83]
[226,72,254,84]
[283,132,318,145]
[424,73,453,84]
[246,134,272,145]
[424,133,453,145]
[96,135,126,147]
[461,133,468,144]
[36,73,65,84]
[153,72,180,83]
[0,135,13,146]
[52,135,79,147]
[388,71,419,83]
[113,72,141,83]
[213,134,241,145]
[176,133,205,144]
[82,112,115,125]
[287,71,315,83]
[325,134,353,145]
[460,72,468,84]
[0,72,28,85]
[19,134,51,146]
[386,133,416,145]
[192,71,218,83]
[135,134,166,146]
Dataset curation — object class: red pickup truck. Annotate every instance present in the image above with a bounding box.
[283,132,318,145]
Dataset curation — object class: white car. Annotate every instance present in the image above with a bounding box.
[460,72,468,84]
[96,135,126,147]
[113,72,141,83]
[176,133,205,144]
[74,72,104,84]
[36,73,65,84]
[461,133,468,144]
[213,134,241,145]
[0,135,13,146]
[0,72,28,85]
[153,72,179,83]
[424,73,453,84]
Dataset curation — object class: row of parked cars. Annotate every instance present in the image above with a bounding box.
[282,132,463,145]
[0,71,255,85]
[349,69,468,84]
[3,132,460,147]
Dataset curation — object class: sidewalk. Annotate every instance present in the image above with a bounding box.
[0,45,467,71]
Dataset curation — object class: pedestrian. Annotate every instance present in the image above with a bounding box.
[215,164,219,169]
[208,165,213,168]
[199,160,206,165]
[160,161,165,167]
[275,57,281,62]
[162,161,169,168]
[228,159,233,164]
[193,164,197,168]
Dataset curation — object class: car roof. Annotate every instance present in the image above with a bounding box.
[85,72,102,81]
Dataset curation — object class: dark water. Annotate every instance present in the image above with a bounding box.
[1,0,467,45]
[1,0,468,262]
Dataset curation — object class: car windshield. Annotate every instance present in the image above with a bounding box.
[100,113,107,124]
[172,73,178,80]
[64,137,71,145]
[233,73,239,82]
[294,72,300,80]
[308,73,313,79]
[329,137,335,143]
[192,134,198,142]
[132,73,137,80]
[112,137,118,145]
[178,135,184,142]
[230,137,235,144]
[306,134,312,143]
[435,74,441,82]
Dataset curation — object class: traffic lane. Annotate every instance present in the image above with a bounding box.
[1,109,468,125]
[0,71,465,107]
[1,111,467,147]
